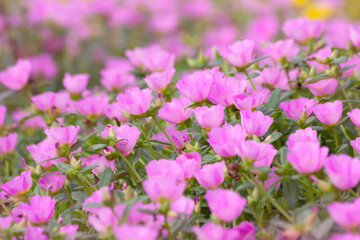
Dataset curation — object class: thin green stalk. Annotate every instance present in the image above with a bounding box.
[79,174,97,192]
[116,149,141,183]
[66,186,75,206]
[331,128,339,148]
[164,214,175,240]
[140,125,157,159]
[152,115,178,154]
[244,70,257,92]
[244,174,294,224]
[251,204,263,228]
[0,199,11,215]
[75,175,92,195]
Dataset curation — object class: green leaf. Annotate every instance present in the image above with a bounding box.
[71,191,89,203]
[305,116,317,125]
[91,144,108,151]
[268,132,283,143]
[303,74,330,85]
[332,55,348,64]
[249,72,260,78]
[226,70,238,75]
[69,140,85,152]
[251,166,271,174]
[133,149,142,163]
[99,167,114,188]
[248,56,269,66]
[279,147,288,165]
[341,64,355,73]
[282,180,299,209]
[266,87,282,108]
[56,162,71,173]
[80,164,99,174]
[121,196,149,223]
[39,155,61,164]
[202,154,218,164]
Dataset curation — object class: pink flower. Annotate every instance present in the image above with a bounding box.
[194,105,225,129]
[234,221,256,240]
[306,78,338,97]
[258,67,289,90]
[170,196,195,217]
[219,40,255,67]
[82,187,111,214]
[262,39,299,62]
[38,172,66,193]
[176,70,214,102]
[313,100,343,126]
[152,125,191,149]
[236,140,277,168]
[113,224,158,240]
[194,161,225,188]
[205,188,246,222]
[27,53,58,79]
[143,176,187,203]
[31,91,70,113]
[325,154,360,190]
[144,68,175,92]
[116,87,153,115]
[21,195,55,224]
[0,59,31,90]
[327,198,360,228]
[0,105,6,128]
[233,91,266,110]
[280,97,316,121]
[193,222,240,240]
[349,25,360,48]
[308,47,332,73]
[330,233,360,240]
[88,208,118,233]
[240,110,273,137]
[59,225,78,240]
[27,139,66,168]
[100,124,140,154]
[45,125,80,148]
[207,124,247,157]
[324,19,350,49]
[100,68,136,91]
[0,170,32,196]
[63,73,89,94]
[12,109,47,129]
[81,154,116,176]
[146,159,183,182]
[282,18,324,43]
[287,142,328,174]
[157,97,193,124]
[0,216,13,230]
[0,132,17,154]
[259,167,280,190]
[208,74,247,106]
[75,94,109,117]
[105,102,127,122]
[286,127,319,148]
[347,108,360,128]
[351,137,360,154]
[25,226,49,240]
[175,151,202,180]
[340,55,360,78]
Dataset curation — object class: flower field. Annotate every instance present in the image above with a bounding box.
[0,0,360,239]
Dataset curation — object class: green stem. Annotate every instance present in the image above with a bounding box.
[140,125,157,159]
[164,214,175,240]
[66,186,75,206]
[116,149,141,183]
[244,174,294,224]
[79,174,97,192]
[152,115,178,154]
[331,128,339,148]
[251,204,263,228]
[75,175,92,195]
[0,199,10,215]
[244,70,257,92]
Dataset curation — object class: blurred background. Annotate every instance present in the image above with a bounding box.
[0,0,358,98]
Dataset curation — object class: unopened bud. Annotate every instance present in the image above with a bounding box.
[194,199,201,215]
[309,65,317,77]
[124,186,135,202]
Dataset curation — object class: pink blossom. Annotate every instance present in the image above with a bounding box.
[340,55,360,77]
[81,154,116,176]
[143,176,186,203]
[286,127,319,148]
[176,70,214,102]
[258,67,289,90]
[207,124,247,157]
[262,39,299,62]
[205,188,246,222]
[25,226,49,240]
[349,25,360,48]
[325,154,360,190]
[146,159,183,182]
[330,233,360,240]
[0,59,31,90]
[12,109,47,129]
[100,68,136,91]
[324,19,350,49]
[175,151,202,180]
[100,124,140,154]
[0,216,13,230]
[282,18,324,43]
[306,78,338,97]
[308,47,332,73]
[170,196,195,218]
[287,142,328,174]
[0,105,6,128]
[88,207,118,233]
[194,161,225,188]
[38,172,66,193]
[31,91,70,113]
[0,132,17,154]
[63,72,89,94]
[116,87,153,115]
[219,40,255,67]
[59,224,78,240]
[194,105,225,129]
[166,124,190,149]
[313,100,343,126]
[113,224,158,240]
[351,137,360,154]
[75,94,109,117]
[82,187,110,214]
[27,139,66,168]
[236,140,277,168]
[21,195,55,224]
[105,102,127,122]
[327,198,360,228]
[280,97,316,121]
[144,68,175,92]
[233,91,266,110]
[234,221,256,240]
[157,97,193,124]
[27,53,58,79]
[44,125,80,148]
[347,108,360,128]
[193,222,240,240]
[240,110,273,137]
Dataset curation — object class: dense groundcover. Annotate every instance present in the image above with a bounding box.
[1,0,360,239]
